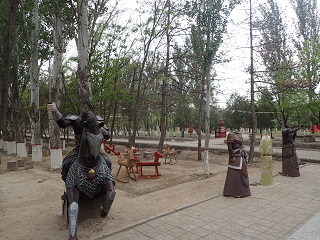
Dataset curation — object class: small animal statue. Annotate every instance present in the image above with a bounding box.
[65,111,115,240]
[115,146,137,182]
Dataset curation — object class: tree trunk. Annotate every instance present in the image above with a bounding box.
[204,63,211,175]
[158,79,166,153]
[77,0,92,113]
[248,0,257,164]
[110,101,118,144]
[198,76,205,161]
[29,0,42,162]
[12,45,27,157]
[5,101,16,154]
[128,68,137,147]
[204,1,212,175]
[158,0,171,154]
[28,0,42,162]
[0,0,20,135]
[49,13,64,169]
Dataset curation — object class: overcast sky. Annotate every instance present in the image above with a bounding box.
[66,0,316,108]
[213,0,302,108]
[121,0,308,108]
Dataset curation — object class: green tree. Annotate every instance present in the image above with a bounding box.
[185,0,241,174]
[224,92,251,130]
[257,0,295,128]
[256,92,276,138]
[291,0,320,125]
[0,0,20,139]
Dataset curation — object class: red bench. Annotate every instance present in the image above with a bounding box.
[135,150,163,179]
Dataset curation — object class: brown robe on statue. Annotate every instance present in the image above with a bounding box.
[281,127,300,177]
[223,131,251,197]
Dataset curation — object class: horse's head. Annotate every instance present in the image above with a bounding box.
[79,111,104,161]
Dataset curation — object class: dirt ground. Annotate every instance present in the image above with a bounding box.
[0,144,282,240]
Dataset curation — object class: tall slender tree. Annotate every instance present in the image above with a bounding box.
[257,0,295,128]
[29,0,42,162]
[127,0,167,147]
[185,0,241,175]
[0,0,20,140]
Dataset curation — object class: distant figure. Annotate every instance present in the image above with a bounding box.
[259,134,273,186]
[281,125,302,177]
[223,130,251,197]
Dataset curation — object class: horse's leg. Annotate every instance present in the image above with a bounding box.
[100,180,116,218]
[67,188,80,240]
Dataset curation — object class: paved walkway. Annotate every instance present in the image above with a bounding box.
[89,136,320,240]
[91,163,320,240]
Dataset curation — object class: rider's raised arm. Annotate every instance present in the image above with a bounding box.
[47,102,75,128]
[101,127,111,141]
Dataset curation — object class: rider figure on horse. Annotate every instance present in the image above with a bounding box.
[47,102,112,181]
[47,103,116,240]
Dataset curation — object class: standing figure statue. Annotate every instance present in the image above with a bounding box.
[281,125,302,177]
[223,130,251,198]
[259,134,273,186]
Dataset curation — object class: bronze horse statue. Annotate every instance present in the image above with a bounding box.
[64,111,115,240]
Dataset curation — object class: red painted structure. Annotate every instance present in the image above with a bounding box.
[103,140,120,155]
[188,125,193,138]
[135,150,163,179]
[215,120,226,138]
[312,125,320,133]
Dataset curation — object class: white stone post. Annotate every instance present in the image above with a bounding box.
[50,148,63,169]
[17,142,28,158]
[32,144,43,162]
[0,139,5,150]
[6,141,16,155]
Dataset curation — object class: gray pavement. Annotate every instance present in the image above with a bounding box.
[89,136,320,240]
